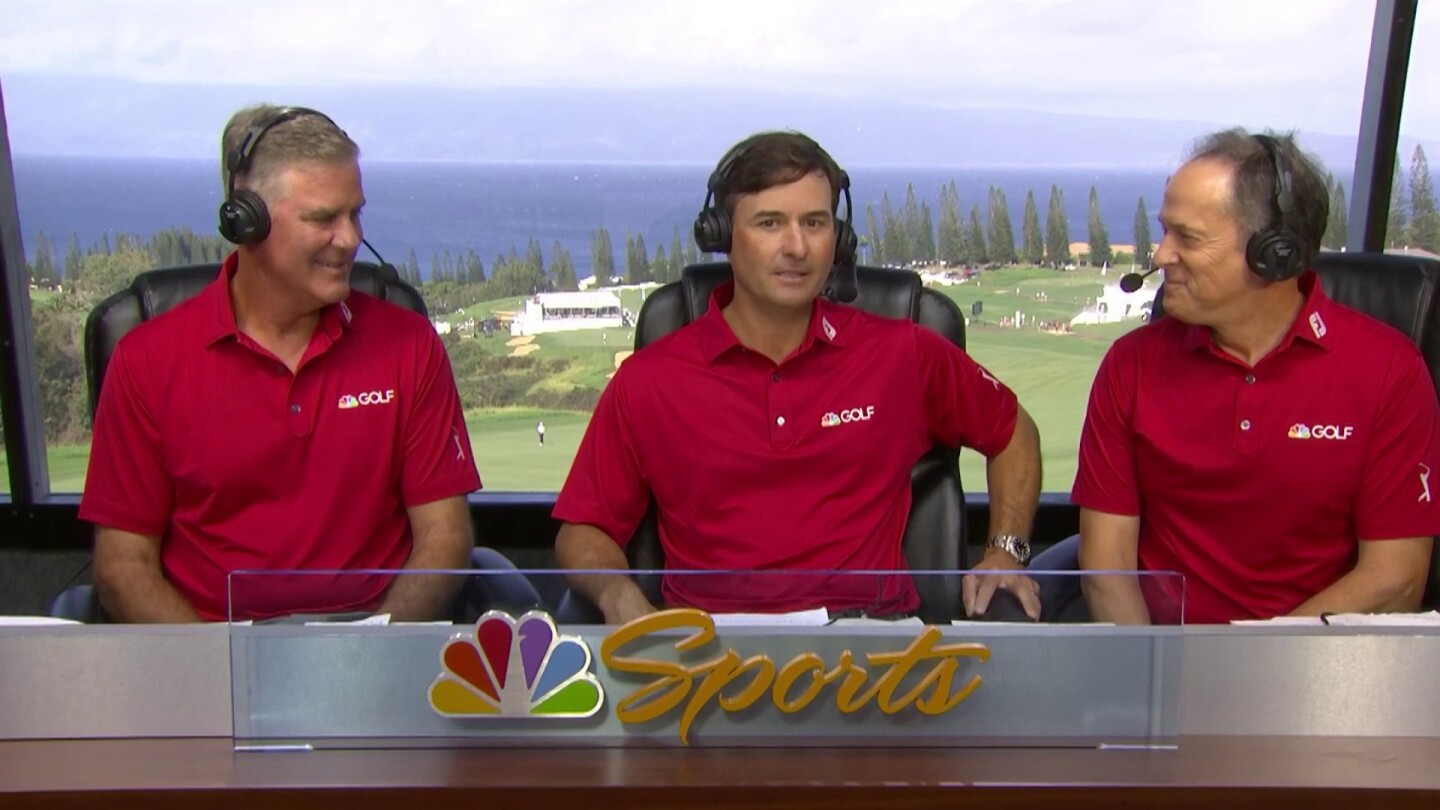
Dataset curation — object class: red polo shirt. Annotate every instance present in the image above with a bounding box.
[1073,272,1440,624]
[80,254,481,620]
[554,282,1018,614]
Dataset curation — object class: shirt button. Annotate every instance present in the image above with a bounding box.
[772,371,781,382]
[290,403,302,413]
[1240,419,1252,431]
[1245,374,1257,384]
[776,416,786,426]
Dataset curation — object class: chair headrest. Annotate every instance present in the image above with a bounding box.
[635,262,966,351]
[84,260,427,417]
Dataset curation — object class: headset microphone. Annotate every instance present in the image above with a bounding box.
[361,238,398,277]
[1118,266,1160,294]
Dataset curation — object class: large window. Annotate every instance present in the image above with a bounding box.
[0,0,1376,494]
[1388,3,1440,252]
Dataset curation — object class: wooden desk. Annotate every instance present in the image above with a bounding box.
[1,736,1437,809]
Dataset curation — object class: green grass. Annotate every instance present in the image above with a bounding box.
[3,266,1143,496]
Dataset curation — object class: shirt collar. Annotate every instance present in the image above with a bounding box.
[695,281,849,364]
[1182,269,1333,355]
[202,251,355,348]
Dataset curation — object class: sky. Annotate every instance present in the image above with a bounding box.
[1,0,1432,140]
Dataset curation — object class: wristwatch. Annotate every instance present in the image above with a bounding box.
[986,534,1032,566]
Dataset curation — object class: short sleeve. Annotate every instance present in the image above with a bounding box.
[552,367,651,546]
[78,339,176,536]
[400,331,482,506]
[914,325,1018,458]
[1355,347,1440,539]
[1071,341,1141,515]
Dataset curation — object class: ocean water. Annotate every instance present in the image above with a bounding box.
[11,154,1169,279]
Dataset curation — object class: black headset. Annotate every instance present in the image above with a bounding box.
[693,136,859,269]
[217,106,340,245]
[1245,134,1307,282]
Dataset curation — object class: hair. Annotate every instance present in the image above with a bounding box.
[220,104,359,203]
[1185,127,1329,268]
[715,131,845,218]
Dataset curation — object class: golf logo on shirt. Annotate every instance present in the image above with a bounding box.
[820,406,874,428]
[337,390,396,409]
[1287,423,1353,441]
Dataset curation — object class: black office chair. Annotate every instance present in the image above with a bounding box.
[56,261,534,621]
[559,262,975,624]
[1042,252,1440,612]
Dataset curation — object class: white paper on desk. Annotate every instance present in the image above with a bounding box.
[1319,610,1440,627]
[1230,616,1322,626]
[710,608,830,627]
[305,613,392,627]
[0,616,81,626]
[949,620,1115,627]
[831,616,926,627]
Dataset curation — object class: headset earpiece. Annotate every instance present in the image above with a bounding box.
[692,187,732,254]
[1245,135,1306,282]
[218,189,270,244]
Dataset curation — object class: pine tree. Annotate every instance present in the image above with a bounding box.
[30,231,57,284]
[626,233,650,284]
[406,248,420,284]
[1045,185,1071,268]
[592,227,616,285]
[552,241,578,290]
[624,231,637,284]
[1133,197,1152,268]
[1388,153,1408,248]
[1022,190,1044,266]
[64,233,82,281]
[866,203,884,266]
[1323,178,1349,250]
[916,201,937,263]
[526,239,546,275]
[937,185,965,266]
[653,245,669,284]
[1409,145,1440,252]
[967,203,988,263]
[903,184,922,261]
[987,186,1017,264]
[881,192,909,266]
[1086,186,1112,267]
[670,226,685,276]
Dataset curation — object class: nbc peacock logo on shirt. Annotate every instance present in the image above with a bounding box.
[1287,423,1311,439]
[338,394,360,409]
[428,611,604,718]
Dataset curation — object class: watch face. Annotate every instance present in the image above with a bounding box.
[991,536,1029,564]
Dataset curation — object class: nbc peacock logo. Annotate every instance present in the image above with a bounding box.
[428,611,604,718]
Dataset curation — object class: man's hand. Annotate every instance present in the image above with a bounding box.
[962,547,1041,620]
